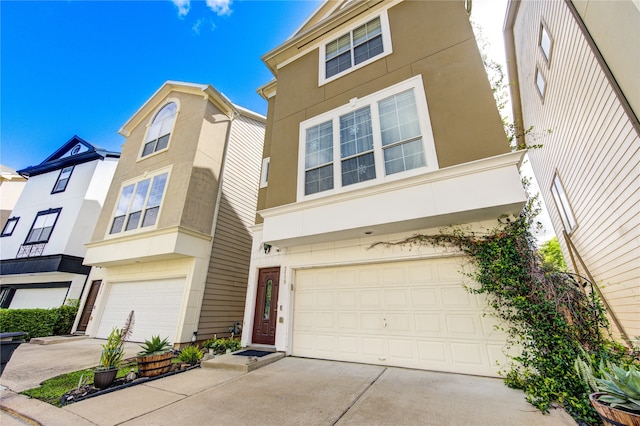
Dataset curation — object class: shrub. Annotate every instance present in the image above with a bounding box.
[0,304,79,340]
[202,337,241,354]
[177,346,203,365]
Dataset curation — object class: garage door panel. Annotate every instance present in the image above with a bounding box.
[411,288,440,308]
[96,278,184,343]
[383,289,410,308]
[10,287,68,309]
[293,259,507,377]
[359,290,382,308]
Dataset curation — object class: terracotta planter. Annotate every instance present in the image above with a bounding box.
[590,392,640,426]
[136,352,173,378]
[93,368,118,389]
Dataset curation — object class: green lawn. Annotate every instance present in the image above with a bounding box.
[20,362,136,407]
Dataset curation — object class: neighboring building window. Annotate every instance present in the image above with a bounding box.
[141,102,177,158]
[52,166,74,193]
[25,208,61,244]
[320,12,392,84]
[1,217,19,237]
[109,172,168,234]
[260,157,270,188]
[535,67,547,99]
[0,288,16,309]
[551,173,576,233]
[299,76,437,198]
[539,22,553,63]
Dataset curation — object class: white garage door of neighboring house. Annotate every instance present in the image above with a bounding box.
[10,287,68,309]
[96,278,185,344]
[292,258,508,377]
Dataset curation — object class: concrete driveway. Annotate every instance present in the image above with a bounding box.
[1,339,576,425]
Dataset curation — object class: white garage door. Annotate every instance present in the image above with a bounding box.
[292,258,508,377]
[96,278,185,344]
[10,287,68,309]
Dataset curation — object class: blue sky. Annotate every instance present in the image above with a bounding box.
[1,0,507,172]
[1,0,322,170]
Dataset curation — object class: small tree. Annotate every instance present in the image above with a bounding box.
[539,236,567,270]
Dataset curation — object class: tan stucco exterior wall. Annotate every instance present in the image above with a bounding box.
[259,0,509,213]
[91,92,229,240]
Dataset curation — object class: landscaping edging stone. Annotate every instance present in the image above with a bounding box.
[60,364,200,406]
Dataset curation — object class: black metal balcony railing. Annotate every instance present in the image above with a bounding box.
[16,243,46,258]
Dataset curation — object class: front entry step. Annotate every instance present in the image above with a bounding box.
[201,350,284,372]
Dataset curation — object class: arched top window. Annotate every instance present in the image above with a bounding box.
[142,102,177,157]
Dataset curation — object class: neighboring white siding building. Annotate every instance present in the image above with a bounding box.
[0,136,120,309]
[505,0,640,341]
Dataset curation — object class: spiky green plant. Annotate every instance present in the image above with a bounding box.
[596,363,640,412]
[575,355,640,412]
[177,345,203,365]
[138,335,172,356]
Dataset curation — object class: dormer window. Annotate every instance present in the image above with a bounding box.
[141,102,177,158]
[320,12,392,85]
[52,166,74,193]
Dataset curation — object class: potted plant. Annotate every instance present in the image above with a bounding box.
[94,311,134,389]
[136,335,173,378]
[575,355,640,425]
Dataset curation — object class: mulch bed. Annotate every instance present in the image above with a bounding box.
[60,362,200,406]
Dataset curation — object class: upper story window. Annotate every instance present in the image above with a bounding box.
[52,166,74,193]
[535,67,547,99]
[539,22,553,64]
[260,157,270,188]
[551,173,576,233]
[109,171,169,234]
[319,12,392,85]
[141,102,177,158]
[25,209,61,244]
[299,76,438,199]
[1,217,19,237]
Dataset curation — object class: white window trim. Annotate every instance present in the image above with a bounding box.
[297,75,438,201]
[535,66,547,100]
[550,172,577,233]
[106,166,172,237]
[137,99,180,162]
[260,157,270,188]
[318,10,393,86]
[538,21,553,65]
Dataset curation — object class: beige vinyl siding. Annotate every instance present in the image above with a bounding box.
[513,1,640,339]
[197,114,265,338]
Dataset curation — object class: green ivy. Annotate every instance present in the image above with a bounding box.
[372,197,635,424]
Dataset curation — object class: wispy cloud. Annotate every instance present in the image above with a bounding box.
[206,0,232,16]
[171,0,190,17]
[191,18,217,35]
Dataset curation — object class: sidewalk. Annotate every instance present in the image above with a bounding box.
[0,339,577,425]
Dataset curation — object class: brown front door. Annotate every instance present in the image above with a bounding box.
[76,280,101,332]
[252,267,280,345]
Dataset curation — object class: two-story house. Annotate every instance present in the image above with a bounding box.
[241,0,528,377]
[504,0,639,343]
[77,81,265,345]
[0,136,120,309]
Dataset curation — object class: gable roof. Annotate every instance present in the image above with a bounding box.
[17,135,120,178]
[261,0,385,76]
[119,81,265,138]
